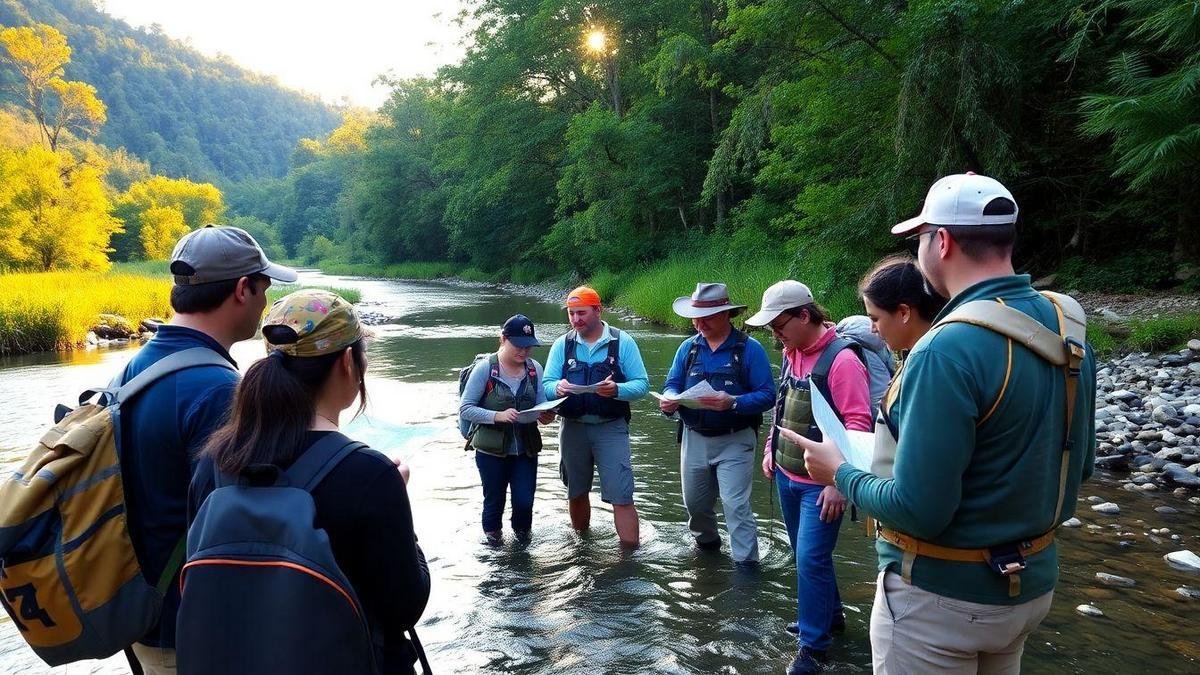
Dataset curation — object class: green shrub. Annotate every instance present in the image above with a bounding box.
[1126,315,1200,352]
[1056,253,1176,293]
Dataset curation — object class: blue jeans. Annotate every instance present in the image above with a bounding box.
[476,452,537,533]
[776,468,843,652]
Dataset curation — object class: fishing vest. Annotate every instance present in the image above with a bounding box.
[771,337,865,477]
[558,327,630,421]
[678,330,762,434]
[468,355,543,458]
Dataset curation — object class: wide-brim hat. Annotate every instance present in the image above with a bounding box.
[672,282,746,319]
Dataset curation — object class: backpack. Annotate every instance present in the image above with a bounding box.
[0,347,233,666]
[457,354,538,440]
[835,315,896,419]
[177,433,407,674]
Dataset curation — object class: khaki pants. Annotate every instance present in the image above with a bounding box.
[130,642,177,675]
[870,570,1053,674]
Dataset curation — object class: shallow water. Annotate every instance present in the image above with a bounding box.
[1,273,1197,674]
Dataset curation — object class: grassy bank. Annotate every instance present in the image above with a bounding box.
[0,270,172,355]
[320,260,466,280]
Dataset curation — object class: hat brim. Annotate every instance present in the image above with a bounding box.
[743,307,784,327]
[261,261,299,283]
[507,336,541,348]
[672,297,746,319]
[891,215,925,235]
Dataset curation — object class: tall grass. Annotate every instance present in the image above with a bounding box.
[268,284,362,304]
[0,271,172,354]
[321,260,463,279]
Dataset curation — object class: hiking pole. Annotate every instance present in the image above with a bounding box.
[408,627,433,674]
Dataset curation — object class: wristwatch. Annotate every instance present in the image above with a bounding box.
[731,397,738,411]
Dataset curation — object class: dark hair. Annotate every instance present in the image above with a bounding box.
[202,340,368,475]
[783,302,828,325]
[170,273,269,314]
[941,198,1017,260]
[860,255,947,322]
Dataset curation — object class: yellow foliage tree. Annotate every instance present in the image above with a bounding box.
[0,24,106,151]
[138,206,189,260]
[0,145,121,271]
[118,176,225,259]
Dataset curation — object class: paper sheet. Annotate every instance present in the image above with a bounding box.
[650,380,721,409]
[516,397,566,424]
[809,384,875,472]
[562,382,602,395]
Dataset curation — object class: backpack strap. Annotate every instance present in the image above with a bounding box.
[682,336,702,376]
[731,330,750,389]
[284,432,368,491]
[809,337,864,424]
[484,353,500,397]
[564,331,579,367]
[110,347,235,406]
[525,359,538,392]
[605,326,621,366]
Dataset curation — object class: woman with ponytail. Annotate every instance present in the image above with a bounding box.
[187,289,430,674]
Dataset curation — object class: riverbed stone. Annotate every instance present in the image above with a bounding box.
[1095,572,1136,588]
[1189,339,1200,352]
[1092,502,1120,514]
[1164,550,1200,573]
[1075,604,1104,617]
[1162,463,1200,487]
[1062,517,1082,528]
[1156,506,1181,515]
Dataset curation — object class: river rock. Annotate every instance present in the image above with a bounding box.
[1075,604,1104,617]
[1177,586,1200,600]
[1062,517,1082,528]
[1094,454,1129,470]
[1184,404,1200,417]
[1188,339,1200,352]
[1162,463,1200,487]
[1095,572,1136,588]
[1164,550,1200,573]
[93,313,136,339]
[1092,502,1120,515]
[1156,506,1181,515]
[139,318,164,333]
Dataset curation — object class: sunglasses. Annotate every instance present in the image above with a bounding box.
[903,228,939,256]
[768,314,795,334]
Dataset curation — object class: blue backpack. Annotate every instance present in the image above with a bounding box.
[177,433,427,674]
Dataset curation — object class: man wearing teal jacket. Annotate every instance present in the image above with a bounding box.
[797,173,1097,674]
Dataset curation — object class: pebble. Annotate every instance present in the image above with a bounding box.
[1155,505,1180,515]
[1164,550,1200,573]
[1092,502,1121,514]
[1087,496,1104,503]
[1076,604,1104,617]
[1095,572,1136,587]
[1177,586,1200,600]
[1188,339,1200,351]
[1062,517,1083,528]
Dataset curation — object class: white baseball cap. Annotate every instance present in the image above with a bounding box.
[744,280,815,327]
[892,172,1018,235]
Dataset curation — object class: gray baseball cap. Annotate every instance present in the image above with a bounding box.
[744,280,816,327]
[170,225,297,285]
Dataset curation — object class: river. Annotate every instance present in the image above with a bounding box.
[1,272,1197,674]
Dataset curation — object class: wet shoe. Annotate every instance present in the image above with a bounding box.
[695,538,722,552]
[484,530,503,546]
[784,647,826,675]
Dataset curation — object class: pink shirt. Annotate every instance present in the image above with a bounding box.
[769,325,873,484]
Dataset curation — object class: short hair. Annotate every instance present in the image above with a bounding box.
[170,273,268,314]
[942,198,1017,260]
[783,302,828,325]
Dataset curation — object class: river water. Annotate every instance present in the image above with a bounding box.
[1,273,1198,674]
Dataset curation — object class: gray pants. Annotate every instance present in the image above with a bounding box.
[680,426,759,562]
[871,570,1053,674]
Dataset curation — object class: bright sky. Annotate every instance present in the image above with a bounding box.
[99,0,467,108]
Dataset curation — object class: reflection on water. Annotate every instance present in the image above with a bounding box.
[1,273,1197,674]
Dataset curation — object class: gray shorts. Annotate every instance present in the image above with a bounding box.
[559,418,635,505]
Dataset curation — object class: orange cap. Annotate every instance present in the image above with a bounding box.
[565,286,602,308]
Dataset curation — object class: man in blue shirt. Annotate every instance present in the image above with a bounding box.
[120,226,295,673]
[543,286,650,547]
[659,283,775,565]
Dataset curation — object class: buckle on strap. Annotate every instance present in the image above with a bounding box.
[985,542,1029,576]
[1064,337,1086,372]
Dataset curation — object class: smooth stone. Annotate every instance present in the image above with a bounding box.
[1092,502,1120,514]
[1188,339,1200,352]
[1095,572,1136,588]
[1164,550,1200,573]
[1062,517,1083,528]
[1087,495,1104,503]
[1162,463,1200,487]
[1178,586,1200,600]
[1156,506,1181,515]
[1076,604,1104,617]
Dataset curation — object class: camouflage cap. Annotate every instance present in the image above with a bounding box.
[262,289,368,357]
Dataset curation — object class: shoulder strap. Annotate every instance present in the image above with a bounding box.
[112,347,234,406]
[731,330,750,388]
[483,353,500,396]
[810,337,862,422]
[682,336,702,375]
[934,301,1070,367]
[284,432,368,491]
[606,326,620,364]
[525,359,538,390]
[564,331,579,365]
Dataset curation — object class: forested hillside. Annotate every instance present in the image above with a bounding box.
[258,0,1198,308]
[0,0,339,181]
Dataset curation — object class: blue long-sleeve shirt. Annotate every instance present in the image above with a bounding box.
[663,330,776,431]
[542,322,650,423]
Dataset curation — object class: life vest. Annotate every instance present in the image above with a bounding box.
[467,354,542,457]
[677,330,763,434]
[771,337,866,477]
[558,327,630,421]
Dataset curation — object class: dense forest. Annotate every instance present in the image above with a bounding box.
[248,0,1198,308]
[0,0,339,182]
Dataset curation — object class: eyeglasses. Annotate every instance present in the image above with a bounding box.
[768,314,795,334]
[904,228,939,256]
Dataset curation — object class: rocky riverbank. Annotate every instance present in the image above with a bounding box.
[1092,339,1200,495]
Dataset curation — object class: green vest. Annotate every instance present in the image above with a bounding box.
[469,355,543,458]
[773,378,814,477]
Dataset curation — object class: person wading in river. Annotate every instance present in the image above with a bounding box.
[659,283,775,566]
[793,173,1098,674]
[543,286,650,547]
[118,225,296,673]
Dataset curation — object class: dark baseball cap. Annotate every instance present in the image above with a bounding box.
[501,314,541,348]
[170,225,297,285]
